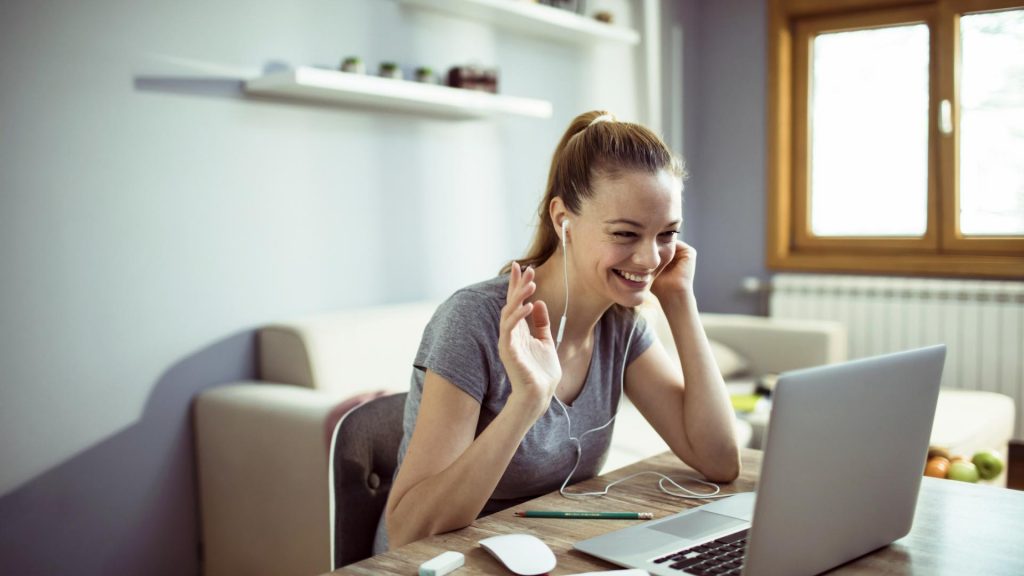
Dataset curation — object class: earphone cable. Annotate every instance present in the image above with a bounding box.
[553,306,726,500]
[556,222,569,350]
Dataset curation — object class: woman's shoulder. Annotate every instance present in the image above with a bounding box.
[431,275,509,328]
[454,274,510,304]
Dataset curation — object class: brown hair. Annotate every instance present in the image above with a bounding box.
[501,110,686,274]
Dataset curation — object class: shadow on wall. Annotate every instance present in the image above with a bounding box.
[133,76,247,99]
[0,331,259,576]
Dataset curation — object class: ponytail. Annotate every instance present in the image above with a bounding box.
[502,111,684,274]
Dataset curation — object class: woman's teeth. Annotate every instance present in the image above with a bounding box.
[615,269,648,283]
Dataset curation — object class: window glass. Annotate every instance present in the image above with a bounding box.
[809,24,930,237]
[959,9,1024,236]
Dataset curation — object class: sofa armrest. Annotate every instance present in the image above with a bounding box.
[195,383,346,576]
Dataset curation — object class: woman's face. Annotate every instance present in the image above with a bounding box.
[567,169,682,308]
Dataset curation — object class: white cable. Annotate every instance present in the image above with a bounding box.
[553,309,727,500]
[555,229,569,350]
[563,470,733,499]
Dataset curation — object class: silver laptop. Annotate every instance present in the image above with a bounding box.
[575,345,946,576]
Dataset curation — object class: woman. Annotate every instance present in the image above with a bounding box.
[375,110,740,552]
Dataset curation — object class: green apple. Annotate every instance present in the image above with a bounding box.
[946,460,980,483]
[971,450,1005,481]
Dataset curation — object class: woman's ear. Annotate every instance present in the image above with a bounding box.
[549,197,569,241]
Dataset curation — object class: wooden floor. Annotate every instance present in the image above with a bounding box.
[1009,440,1023,491]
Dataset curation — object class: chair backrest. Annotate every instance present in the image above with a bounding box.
[328,392,407,569]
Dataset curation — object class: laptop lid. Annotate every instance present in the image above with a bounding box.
[574,345,945,576]
[744,344,945,575]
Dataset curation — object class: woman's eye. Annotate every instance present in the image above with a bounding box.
[612,230,678,241]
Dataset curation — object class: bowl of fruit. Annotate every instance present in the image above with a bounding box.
[924,446,1005,483]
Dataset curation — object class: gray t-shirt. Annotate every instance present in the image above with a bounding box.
[373,274,656,552]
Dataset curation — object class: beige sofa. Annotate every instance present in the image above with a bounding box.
[193,303,848,576]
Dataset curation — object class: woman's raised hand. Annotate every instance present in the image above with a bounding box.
[651,240,697,300]
[498,263,562,418]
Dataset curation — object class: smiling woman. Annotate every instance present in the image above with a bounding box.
[544,169,683,314]
[377,110,741,552]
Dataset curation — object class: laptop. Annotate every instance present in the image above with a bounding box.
[575,345,946,576]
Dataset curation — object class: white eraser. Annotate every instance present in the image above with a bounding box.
[419,550,464,576]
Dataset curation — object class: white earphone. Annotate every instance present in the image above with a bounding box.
[555,219,569,348]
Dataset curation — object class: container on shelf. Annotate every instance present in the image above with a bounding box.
[414,66,436,84]
[447,65,498,94]
[379,62,403,80]
[340,56,365,74]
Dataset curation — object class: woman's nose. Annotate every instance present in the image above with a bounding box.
[633,239,660,269]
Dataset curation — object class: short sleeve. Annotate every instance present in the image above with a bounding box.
[413,289,501,404]
[625,308,657,366]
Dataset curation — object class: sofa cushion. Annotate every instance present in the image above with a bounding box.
[259,302,440,395]
[709,339,750,379]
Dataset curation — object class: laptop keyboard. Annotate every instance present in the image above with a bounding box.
[652,528,749,575]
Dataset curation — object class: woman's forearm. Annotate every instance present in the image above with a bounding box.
[386,396,540,548]
[660,291,741,481]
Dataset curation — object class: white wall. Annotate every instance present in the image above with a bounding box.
[0,0,640,573]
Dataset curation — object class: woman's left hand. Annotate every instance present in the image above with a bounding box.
[651,240,697,300]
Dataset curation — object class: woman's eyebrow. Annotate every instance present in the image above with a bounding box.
[603,218,682,228]
[603,218,643,227]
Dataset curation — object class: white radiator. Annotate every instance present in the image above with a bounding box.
[770,273,1024,438]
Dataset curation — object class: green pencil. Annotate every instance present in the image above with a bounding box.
[514,510,654,520]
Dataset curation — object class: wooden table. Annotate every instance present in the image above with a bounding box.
[326,449,1024,575]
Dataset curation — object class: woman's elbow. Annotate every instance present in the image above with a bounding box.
[386,508,472,549]
[695,447,741,483]
[385,506,422,550]
[385,510,427,550]
[705,461,741,483]
[386,519,427,550]
[671,446,741,484]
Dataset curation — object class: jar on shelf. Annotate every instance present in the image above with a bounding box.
[379,62,403,80]
[414,66,436,84]
[447,65,467,89]
[340,56,365,74]
[482,68,499,94]
[447,65,499,93]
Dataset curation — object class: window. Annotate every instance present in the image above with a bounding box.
[768,0,1024,278]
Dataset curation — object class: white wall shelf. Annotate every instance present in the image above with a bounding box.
[244,67,553,119]
[399,0,640,45]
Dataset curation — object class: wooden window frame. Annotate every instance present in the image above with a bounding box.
[768,0,1024,278]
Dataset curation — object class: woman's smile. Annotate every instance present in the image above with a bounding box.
[612,268,652,288]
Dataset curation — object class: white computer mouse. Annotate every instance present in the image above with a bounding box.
[479,533,557,575]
